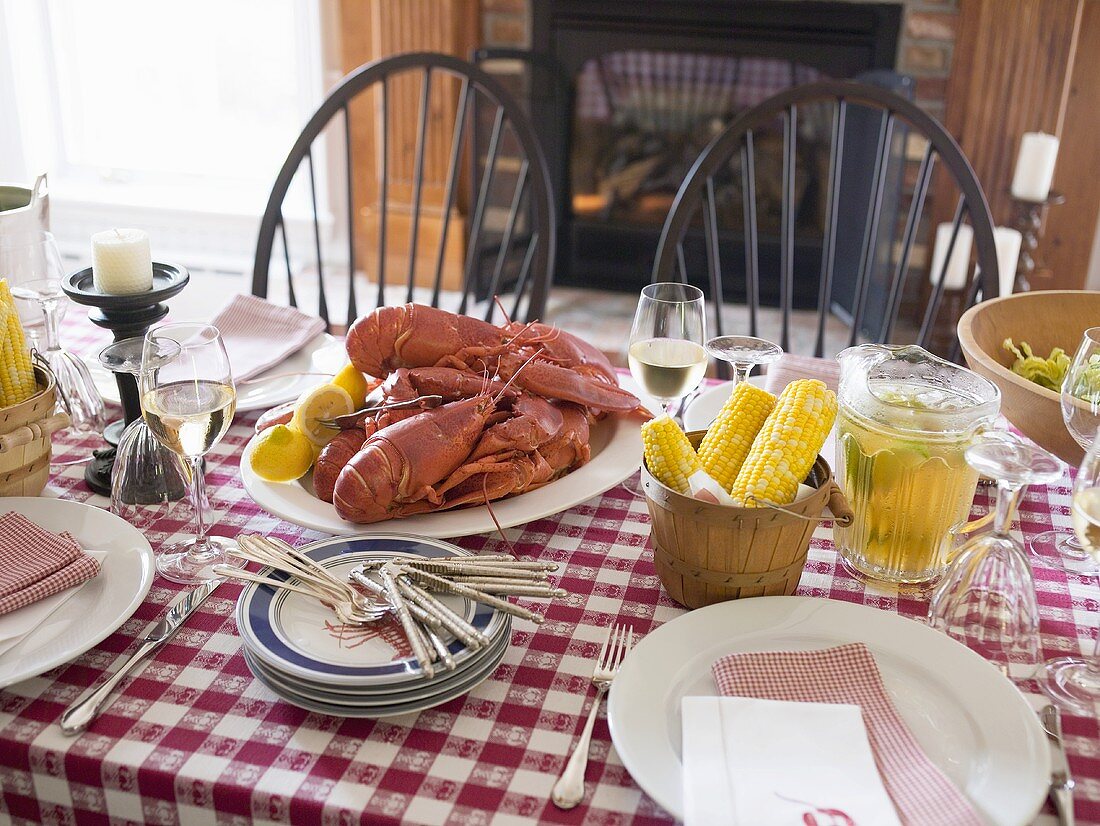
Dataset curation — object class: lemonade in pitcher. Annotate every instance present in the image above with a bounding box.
[833,346,1000,584]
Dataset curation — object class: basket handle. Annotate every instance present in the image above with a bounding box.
[743,481,853,527]
[826,483,854,527]
[0,412,70,454]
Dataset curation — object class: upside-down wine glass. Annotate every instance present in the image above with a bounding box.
[928,433,1062,678]
[101,337,193,529]
[1038,426,1100,712]
[141,323,240,584]
[627,283,707,424]
[5,232,106,432]
[705,335,783,388]
[1031,327,1100,574]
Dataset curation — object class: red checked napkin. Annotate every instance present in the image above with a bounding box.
[210,293,327,381]
[0,512,101,616]
[711,642,982,826]
[764,353,840,395]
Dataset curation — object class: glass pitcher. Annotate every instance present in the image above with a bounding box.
[834,344,1001,585]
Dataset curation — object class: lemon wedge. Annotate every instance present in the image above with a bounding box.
[249,424,315,482]
[290,383,355,445]
[331,363,371,409]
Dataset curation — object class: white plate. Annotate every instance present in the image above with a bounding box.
[240,376,649,538]
[246,631,509,707]
[684,377,838,460]
[89,332,346,413]
[237,537,507,686]
[244,643,507,718]
[0,498,155,689]
[607,597,1048,826]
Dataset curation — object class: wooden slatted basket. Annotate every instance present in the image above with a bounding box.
[641,430,852,609]
[0,366,69,496]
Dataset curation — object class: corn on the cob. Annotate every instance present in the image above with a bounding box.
[641,414,700,494]
[0,279,37,407]
[697,382,776,491]
[729,379,837,507]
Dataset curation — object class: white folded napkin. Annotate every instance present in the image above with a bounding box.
[0,549,107,661]
[210,294,327,381]
[682,695,901,826]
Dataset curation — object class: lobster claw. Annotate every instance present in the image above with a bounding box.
[498,355,649,416]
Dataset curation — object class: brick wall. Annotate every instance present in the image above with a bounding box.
[479,0,959,121]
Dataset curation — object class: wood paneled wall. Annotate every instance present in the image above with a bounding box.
[1046,2,1100,291]
[338,0,479,289]
[938,0,1099,291]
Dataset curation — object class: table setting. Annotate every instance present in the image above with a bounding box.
[0,231,1098,825]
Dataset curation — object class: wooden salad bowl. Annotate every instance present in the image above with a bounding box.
[957,289,1100,466]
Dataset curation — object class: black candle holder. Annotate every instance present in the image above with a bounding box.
[1008,190,1064,291]
[62,263,189,495]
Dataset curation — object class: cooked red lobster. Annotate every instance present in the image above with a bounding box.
[313,303,643,523]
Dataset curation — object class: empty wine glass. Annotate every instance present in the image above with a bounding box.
[705,335,783,387]
[1038,428,1100,712]
[5,232,106,432]
[627,283,707,424]
[141,323,239,584]
[101,338,192,528]
[1031,326,1100,574]
[928,433,1062,677]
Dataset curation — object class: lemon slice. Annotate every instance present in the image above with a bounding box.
[331,363,371,409]
[249,424,315,482]
[291,383,355,445]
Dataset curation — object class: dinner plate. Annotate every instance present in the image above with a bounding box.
[88,332,345,413]
[0,498,155,689]
[251,626,510,700]
[236,535,507,686]
[240,376,650,538]
[245,631,509,707]
[244,645,507,718]
[607,596,1048,826]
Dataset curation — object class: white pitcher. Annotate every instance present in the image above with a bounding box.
[0,173,51,327]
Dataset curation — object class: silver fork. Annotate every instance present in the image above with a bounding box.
[551,623,634,809]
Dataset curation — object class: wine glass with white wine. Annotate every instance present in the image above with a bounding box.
[1032,327,1100,573]
[1038,424,1100,712]
[627,283,707,423]
[141,323,240,584]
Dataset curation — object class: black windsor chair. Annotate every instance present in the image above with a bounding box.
[252,52,556,332]
[651,80,998,377]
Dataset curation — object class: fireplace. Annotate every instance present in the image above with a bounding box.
[482,0,906,307]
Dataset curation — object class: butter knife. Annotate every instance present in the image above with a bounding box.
[59,578,223,736]
[1040,703,1076,826]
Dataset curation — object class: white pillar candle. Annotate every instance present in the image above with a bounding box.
[91,228,153,295]
[1010,132,1059,201]
[993,226,1023,296]
[928,222,974,290]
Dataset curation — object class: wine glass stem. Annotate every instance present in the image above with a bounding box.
[992,481,1023,535]
[731,363,751,386]
[40,299,62,352]
[188,455,211,552]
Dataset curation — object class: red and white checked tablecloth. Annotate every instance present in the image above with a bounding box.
[1,315,1098,825]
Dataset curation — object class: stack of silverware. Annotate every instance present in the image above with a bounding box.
[221,534,563,717]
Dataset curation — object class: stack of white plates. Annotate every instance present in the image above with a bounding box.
[235,534,511,717]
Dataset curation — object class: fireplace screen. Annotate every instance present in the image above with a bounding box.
[570,51,830,231]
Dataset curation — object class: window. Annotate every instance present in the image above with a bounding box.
[0,0,327,268]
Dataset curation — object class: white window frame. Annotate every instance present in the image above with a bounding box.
[0,0,342,276]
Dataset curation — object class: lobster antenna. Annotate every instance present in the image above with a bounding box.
[493,346,543,403]
[493,295,512,326]
[482,474,519,557]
